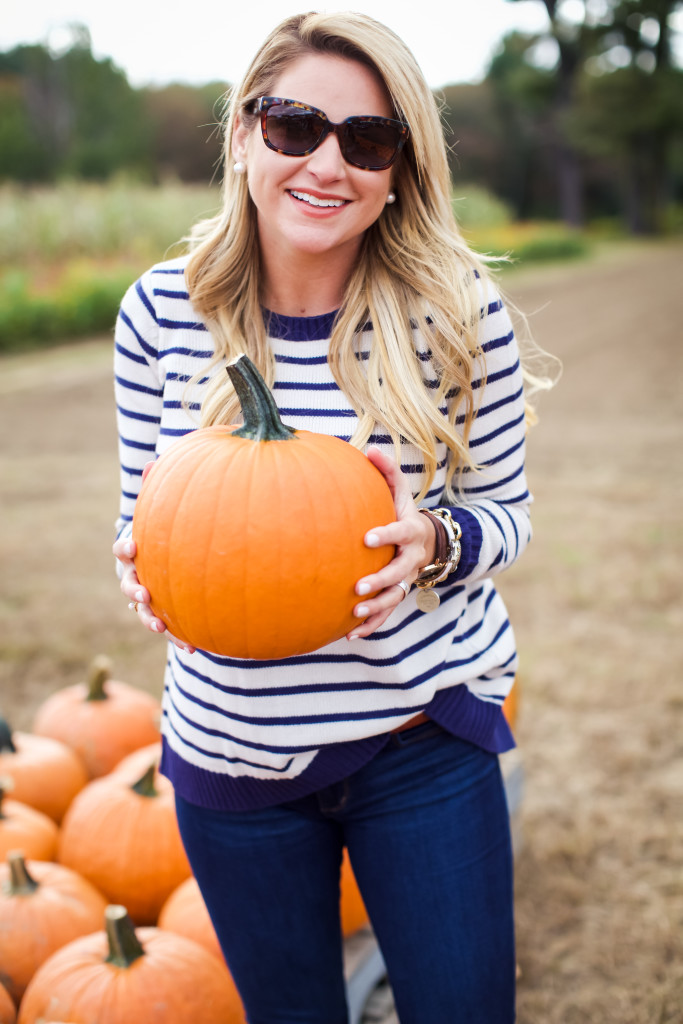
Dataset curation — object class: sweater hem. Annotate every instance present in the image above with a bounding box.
[160,685,514,811]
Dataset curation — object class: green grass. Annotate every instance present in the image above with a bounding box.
[0,263,139,351]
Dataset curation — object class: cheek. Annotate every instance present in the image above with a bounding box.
[358,176,393,221]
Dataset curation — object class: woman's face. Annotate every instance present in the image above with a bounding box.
[233,52,396,271]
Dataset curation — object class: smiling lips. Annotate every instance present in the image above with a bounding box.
[288,189,349,208]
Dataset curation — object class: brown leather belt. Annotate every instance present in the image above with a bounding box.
[390,712,430,734]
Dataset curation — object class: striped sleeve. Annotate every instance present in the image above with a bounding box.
[114,271,164,541]
[445,289,532,584]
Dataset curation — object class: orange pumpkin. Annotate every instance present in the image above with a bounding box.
[133,353,395,659]
[18,905,245,1024]
[158,876,224,963]
[108,741,162,782]
[0,981,16,1024]
[0,718,88,823]
[32,655,161,778]
[340,848,369,936]
[0,779,58,861]
[502,676,520,730]
[158,848,368,965]
[0,851,107,1004]
[58,762,191,924]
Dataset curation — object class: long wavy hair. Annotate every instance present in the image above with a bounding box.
[186,11,515,499]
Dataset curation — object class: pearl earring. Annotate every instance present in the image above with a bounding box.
[233,161,246,175]
[386,191,396,205]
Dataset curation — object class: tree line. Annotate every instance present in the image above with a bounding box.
[1,0,681,233]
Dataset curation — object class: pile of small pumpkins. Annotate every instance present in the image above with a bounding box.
[0,655,370,1024]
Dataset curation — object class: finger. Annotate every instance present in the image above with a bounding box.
[141,460,156,483]
[113,536,136,561]
[147,612,196,654]
[121,571,150,605]
[355,550,418,600]
[353,580,406,620]
[347,606,394,640]
[365,447,414,511]
[167,632,196,654]
[364,516,421,553]
[135,601,170,638]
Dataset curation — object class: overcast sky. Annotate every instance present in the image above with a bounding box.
[1,0,555,89]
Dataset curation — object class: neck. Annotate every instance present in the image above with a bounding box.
[258,236,362,318]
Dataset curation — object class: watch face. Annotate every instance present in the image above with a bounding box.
[416,589,440,613]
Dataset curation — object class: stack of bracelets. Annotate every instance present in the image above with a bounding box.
[414,508,462,612]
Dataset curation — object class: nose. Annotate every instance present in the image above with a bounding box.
[305,131,346,180]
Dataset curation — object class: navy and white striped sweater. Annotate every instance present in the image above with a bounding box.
[114,255,531,811]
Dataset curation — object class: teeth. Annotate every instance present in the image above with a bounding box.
[290,190,346,208]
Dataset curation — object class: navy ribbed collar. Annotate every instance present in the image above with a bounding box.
[262,307,338,341]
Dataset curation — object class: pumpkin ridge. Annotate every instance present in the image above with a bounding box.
[204,438,249,655]
[242,439,281,657]
[136,437,209,640]
[282,436,341,655]
[321,439,379,633]
[155,445,213,643]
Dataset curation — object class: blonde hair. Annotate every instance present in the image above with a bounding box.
[185,11,511,499]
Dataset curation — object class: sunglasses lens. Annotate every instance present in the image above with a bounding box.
[261,100,405,170]
[265,106,323,154]
[345,122,403,169]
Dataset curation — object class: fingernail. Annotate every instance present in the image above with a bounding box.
[348,634,359,642]
[124,542,134,556]
[150,621,161,632]
[135,590,145,602]
[355,605,369,618]
[365,532,379,547]
[357,582,371,595]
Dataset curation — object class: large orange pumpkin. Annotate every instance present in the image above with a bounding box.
[158,847,368,969]
[0,851,107,1004]
[340,848,369,936]
[58,762,190,924]
[108,741,162,781]
[32,655,161,778]
[0,779,58,861]
[502,676,520,730]
[132,354,395,659]
[0,982,15,1024]
[158,876,224,963]
[0,718,88,824]
[18,905,245,1024]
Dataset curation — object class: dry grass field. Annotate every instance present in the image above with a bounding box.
[1,240,682,1021]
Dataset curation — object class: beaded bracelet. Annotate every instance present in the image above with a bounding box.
[414,508,462,612]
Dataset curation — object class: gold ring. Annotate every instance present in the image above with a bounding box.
[128,601,139,613]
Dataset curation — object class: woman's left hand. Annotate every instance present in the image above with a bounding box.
[347,447,436,640]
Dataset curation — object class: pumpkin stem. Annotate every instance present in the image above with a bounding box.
[86,654,113,702]
[0,717,16,754]
[104,905,145,967]
[0,776,14,819]
[227,353,297,442]
[6,850,39,894]
[131,762,158,798]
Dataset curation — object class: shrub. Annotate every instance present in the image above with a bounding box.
[0,262,138,353]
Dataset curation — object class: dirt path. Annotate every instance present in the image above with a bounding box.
[1,240,682,1021]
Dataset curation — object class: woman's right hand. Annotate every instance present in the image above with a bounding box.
[113,534,195,654]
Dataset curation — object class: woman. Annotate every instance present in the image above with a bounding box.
[114,12,533,1022]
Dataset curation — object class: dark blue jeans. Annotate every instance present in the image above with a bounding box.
[175,721,515,1024]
